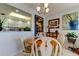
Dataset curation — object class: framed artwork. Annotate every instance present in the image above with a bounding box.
[34,15,44,36]
[62,12,79,30]
[48,18,60,29]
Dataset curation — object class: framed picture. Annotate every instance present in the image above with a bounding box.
[48,18,60,29]
[34,15,44,36]
[62,12,79,30]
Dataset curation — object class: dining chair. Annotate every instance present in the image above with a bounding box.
[31,37,62,56]
[19,36,35,56]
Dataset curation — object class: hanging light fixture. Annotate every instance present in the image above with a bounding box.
[44,3,48,8]
[36,3,49,14]
[36,6,41,12]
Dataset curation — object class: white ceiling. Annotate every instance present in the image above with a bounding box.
[25,3,79,15]
[8,3,79,17]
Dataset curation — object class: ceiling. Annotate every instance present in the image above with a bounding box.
[8,3,79,17]
[26,3,79,15]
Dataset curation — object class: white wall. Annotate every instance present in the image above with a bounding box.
[0,4,45,56]
[47,7,79,48]
[0,31,34,56]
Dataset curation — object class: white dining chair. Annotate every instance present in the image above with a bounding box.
[31,37,62,56]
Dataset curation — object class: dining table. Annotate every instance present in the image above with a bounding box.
[16,37,78,56]
[16,47,78,56]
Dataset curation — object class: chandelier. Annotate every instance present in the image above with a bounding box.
[36,3,49,14]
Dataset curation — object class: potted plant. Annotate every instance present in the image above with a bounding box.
[65,32,78,44]
[0,18,5,31]
[24,27,31,31]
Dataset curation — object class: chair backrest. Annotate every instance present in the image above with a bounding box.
[20,37,35,54]
[31,37,62,56]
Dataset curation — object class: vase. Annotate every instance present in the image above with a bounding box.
[67,37,76,44]
[69,20,78,30]
[0,27,3,31]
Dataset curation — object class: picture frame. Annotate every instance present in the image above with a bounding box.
[34,15,44,36]
[62,12,79,30]
[48,18,60,29]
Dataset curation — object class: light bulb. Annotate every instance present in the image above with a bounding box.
[16,9,19,12]
[36,6,40,11]
[46,8,49,13]
[44,3,48,8]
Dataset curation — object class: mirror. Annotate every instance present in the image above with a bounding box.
[0,4,32,31]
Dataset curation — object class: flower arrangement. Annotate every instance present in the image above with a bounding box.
[66,32,78,38]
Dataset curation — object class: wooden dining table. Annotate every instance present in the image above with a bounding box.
[21,37,78,56]
[16,47,78,56]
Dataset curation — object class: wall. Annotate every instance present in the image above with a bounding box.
[0,3,45,56]
[0,31,34,56]
[47,7,79,48]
